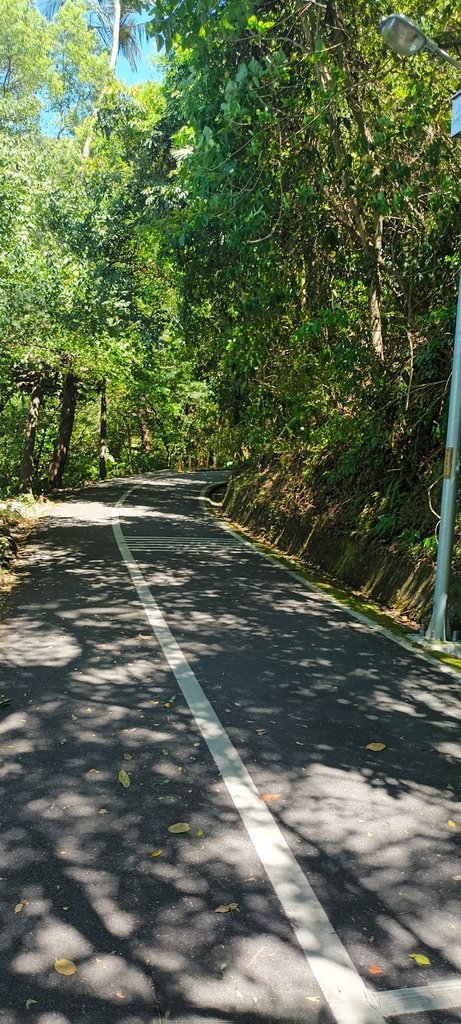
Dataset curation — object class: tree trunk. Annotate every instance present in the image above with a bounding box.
[48,373,77,489]
[19,385,41,493]
[295,0,385,361]
[34,423,48,476]
[368,211,384,362]
[99,379,108,480]
[126,422,133,472]
[109,0,122,72]
[82,0,121,158]
[139,414,152,453]
[368,275,384,362]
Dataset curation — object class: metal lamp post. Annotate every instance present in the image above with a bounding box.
[380,14,461,642]
[380,14,461,70]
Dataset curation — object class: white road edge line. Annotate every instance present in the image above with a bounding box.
[375,977,461,1016]
[112,486,385,1024]
[200,483,461,1017]
[199,485,461,683]
[115,478,461,1021]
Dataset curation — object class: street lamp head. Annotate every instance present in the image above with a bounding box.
[379,13,427,57]
[379,13,461,70]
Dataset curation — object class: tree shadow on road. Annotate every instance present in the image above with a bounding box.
[0,478,461,1023]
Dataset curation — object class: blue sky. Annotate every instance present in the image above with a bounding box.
[115,23,163,86]
[116,48,160,86]
[35,2,161,87]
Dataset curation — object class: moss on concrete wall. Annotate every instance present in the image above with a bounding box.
[224,466,436,625]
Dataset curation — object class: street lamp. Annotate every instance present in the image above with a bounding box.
[379,14,461,71]
[380,14,461,642]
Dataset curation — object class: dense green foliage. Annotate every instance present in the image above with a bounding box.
[1,0,461,552]
[152,0,461,548]
[0,0,213,493]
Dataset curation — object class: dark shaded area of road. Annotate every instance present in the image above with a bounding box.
[0,472,460,1024]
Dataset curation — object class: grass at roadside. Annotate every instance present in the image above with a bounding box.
[0,496,45,618]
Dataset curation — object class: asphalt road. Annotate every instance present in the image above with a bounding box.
[1,471,461,1024]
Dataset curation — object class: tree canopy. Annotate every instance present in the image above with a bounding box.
[0,0,460,555]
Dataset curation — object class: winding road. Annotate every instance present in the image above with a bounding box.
[1,471,461,1024]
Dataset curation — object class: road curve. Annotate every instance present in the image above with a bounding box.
[0,472,460,1024]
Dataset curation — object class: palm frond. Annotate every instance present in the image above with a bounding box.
[119,14,147,69]
[89,2,113,49]
[40,0,147,70]
[39,0,65,18]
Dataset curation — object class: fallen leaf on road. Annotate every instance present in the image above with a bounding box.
[14,899,28,913]
[150,850,163,858]
[368,966,383,975]
[99,808,109,815]
[452,875,461,881]
[306,996,320,1003]
[246,947,265,969]
[196,829,204,836]
[260,794,279,802]
[118,770,131,788]
[167,822,190,834]
[71,715,78,721]
[215,903,239,913]
[366,743,387,752]
[256,729,266,736]
[193,742,200,747]
[163,703,172,709]
[409,953,431,966]
[116,991,125,999]
[25,999,37,1009]
[123,752,133,761]
[448,820,457,829]
[54,959,77,976]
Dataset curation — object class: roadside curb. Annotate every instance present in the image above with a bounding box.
[201,481,461,680]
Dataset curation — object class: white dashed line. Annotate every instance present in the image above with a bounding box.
[113,486,384,1024]
[113,479,461,1023]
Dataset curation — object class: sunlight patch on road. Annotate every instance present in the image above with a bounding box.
[112,485,386,1024]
